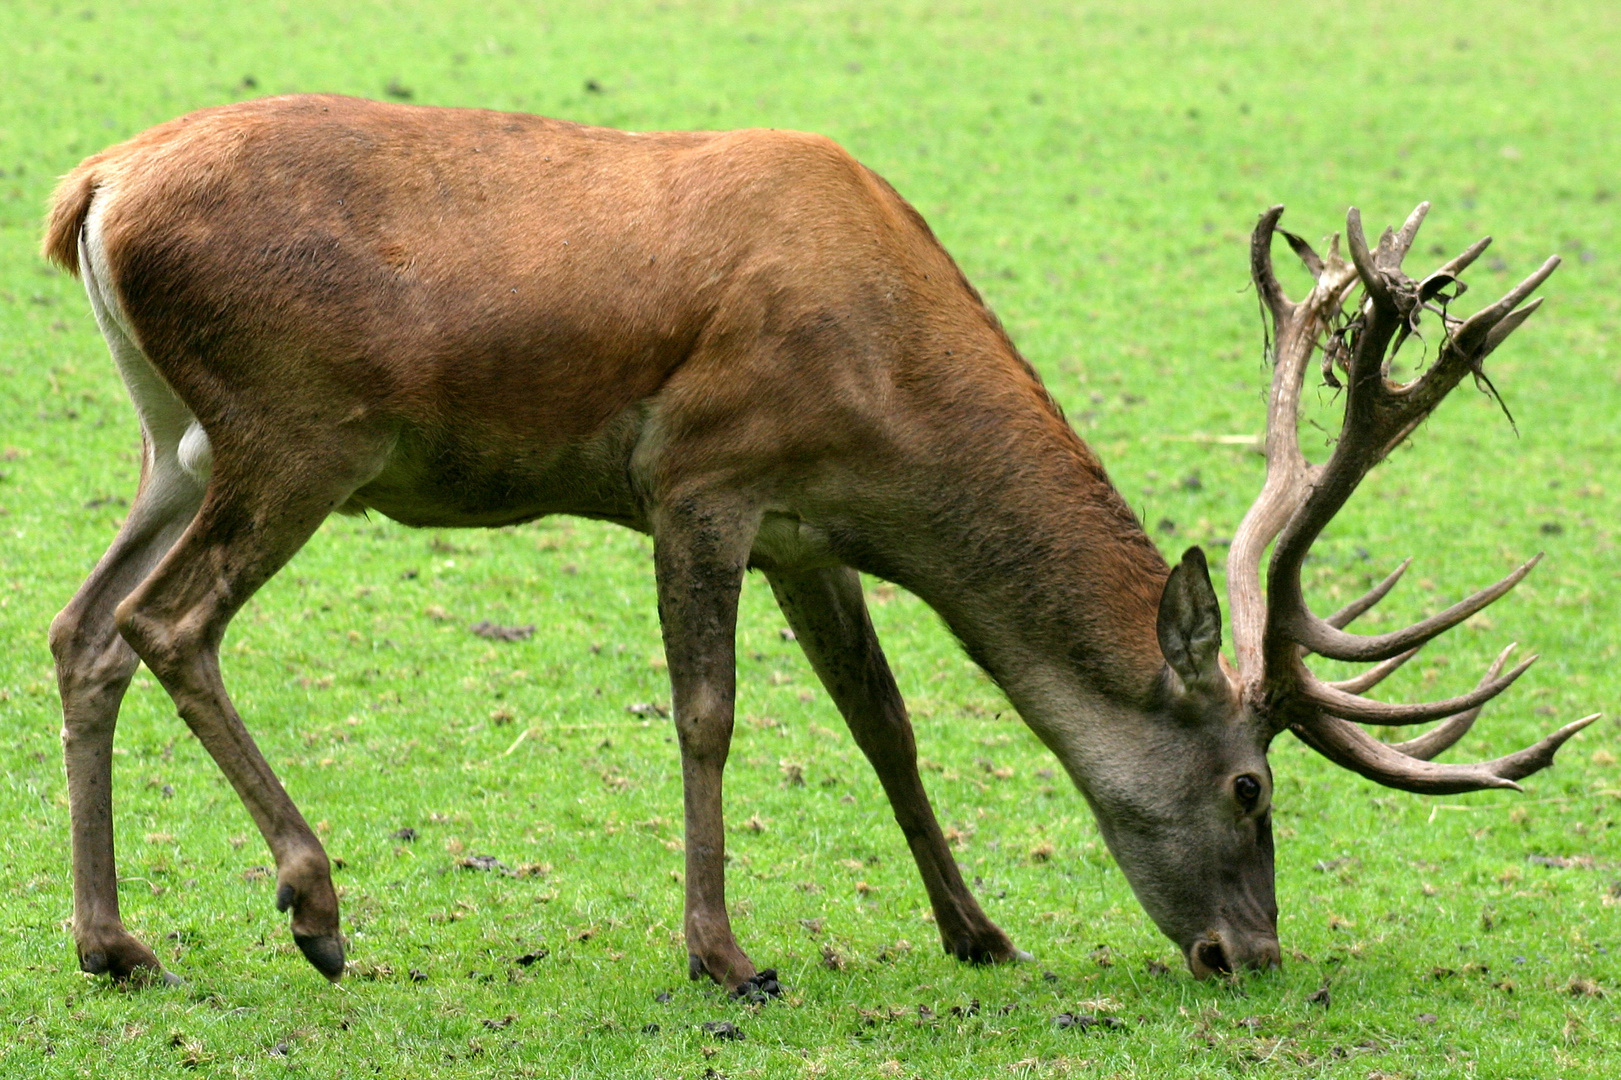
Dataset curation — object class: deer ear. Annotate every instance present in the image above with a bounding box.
[1157,546,1224,695]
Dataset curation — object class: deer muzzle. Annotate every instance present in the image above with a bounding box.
[1185,927,1281,978]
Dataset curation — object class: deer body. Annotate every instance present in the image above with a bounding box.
[62,100,919,525]
[45,95,1589,993]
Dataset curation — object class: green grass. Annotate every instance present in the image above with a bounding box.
[2,1,1619,1076]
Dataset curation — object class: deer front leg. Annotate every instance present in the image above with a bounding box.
[653,496,776,996]
[766,567,1020,964]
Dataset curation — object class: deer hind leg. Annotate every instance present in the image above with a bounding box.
[53,456,203,981]
[52,266,206,981]
[652,494,780,997]
[766,567,1021,964]
[113,444,379,982]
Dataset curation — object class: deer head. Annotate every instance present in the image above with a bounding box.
[1111,204,1598,977]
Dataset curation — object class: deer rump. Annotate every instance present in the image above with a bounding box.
[44,94,1592,993]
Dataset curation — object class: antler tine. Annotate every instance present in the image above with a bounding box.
[1325,557,1412,630]
[1438,235,1492,278]
[1344,207,1391,307]
[1251,204,1294,322]
[1387,643,1516,760]
[1387,202,1430,266]
[1280,229,1326,281]
[1453,257,1560,355]
[1327,645,1421,694]
[1294,553,1541,663]
[1302,651,1538,726]
[1289,712,1600,796]
[1480,296,1544,359]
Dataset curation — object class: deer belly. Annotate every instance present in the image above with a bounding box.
[347,405,648,529]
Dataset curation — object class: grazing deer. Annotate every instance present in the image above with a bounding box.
[43,95,1594,993]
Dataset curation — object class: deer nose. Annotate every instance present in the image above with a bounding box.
[1189,937,1230,977]
[1185,931,1280,979]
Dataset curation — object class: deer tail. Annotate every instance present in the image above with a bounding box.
[42,163,100,276]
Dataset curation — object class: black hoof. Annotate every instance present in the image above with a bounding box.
[293,933,347,982]
[731,968,783,1001]
[688,954,705,981]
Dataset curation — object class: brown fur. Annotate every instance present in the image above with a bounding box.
[42,164,95,275]
[49,95,1168,680]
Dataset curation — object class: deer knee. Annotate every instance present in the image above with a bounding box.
[675,715,734,765]
[113,595,198,683]
[47,606,79,664]
[672,685,736,758]
[50,606,139,707]
[48,605,107,668]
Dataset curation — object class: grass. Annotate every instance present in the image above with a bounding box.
[1,1,1618,1076]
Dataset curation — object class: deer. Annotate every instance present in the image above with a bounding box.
[42,94,1596,995]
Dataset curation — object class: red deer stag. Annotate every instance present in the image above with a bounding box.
[43,96,1594,993]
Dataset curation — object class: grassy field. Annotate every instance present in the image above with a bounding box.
[2,1,1619,1076]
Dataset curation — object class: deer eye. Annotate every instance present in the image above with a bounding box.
[1234,774,1262,809]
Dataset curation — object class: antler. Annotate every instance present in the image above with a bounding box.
[1227,203,1599,793]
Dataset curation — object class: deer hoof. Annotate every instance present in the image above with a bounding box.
[730,968,783,1002]
[294,933,347,981]
[78,930,167,983]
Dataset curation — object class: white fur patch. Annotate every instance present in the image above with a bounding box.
[178,421,213,480]
[80,193,208,508]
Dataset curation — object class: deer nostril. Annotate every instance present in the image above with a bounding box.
[1195,939,1231,975]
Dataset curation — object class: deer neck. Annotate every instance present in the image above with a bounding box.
[864,401,1172,748]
